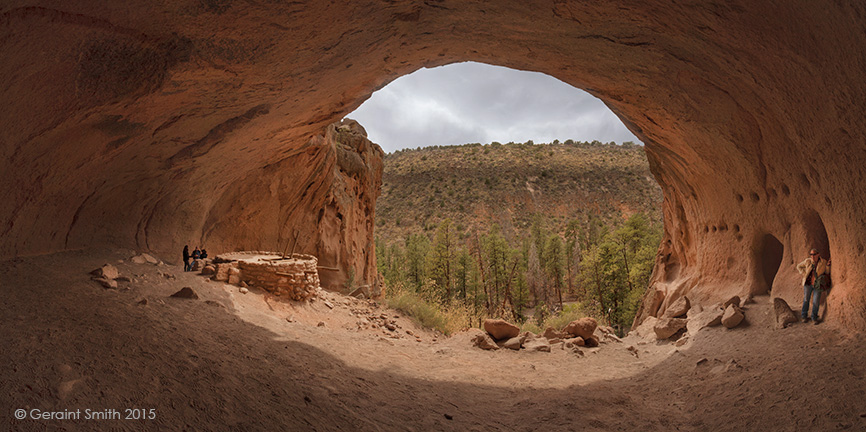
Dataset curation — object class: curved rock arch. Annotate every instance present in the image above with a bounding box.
[1,1,864,328]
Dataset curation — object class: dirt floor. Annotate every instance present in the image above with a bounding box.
[2,249,865,431]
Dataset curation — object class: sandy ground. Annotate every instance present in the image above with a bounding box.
[1,248,865,431]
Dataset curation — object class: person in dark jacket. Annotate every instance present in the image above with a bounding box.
[200,248,208,259]
[182,245,190,272]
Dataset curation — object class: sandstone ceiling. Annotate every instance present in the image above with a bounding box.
[1,1,864,328]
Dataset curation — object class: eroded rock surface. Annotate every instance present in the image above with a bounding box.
[1,1,865,326]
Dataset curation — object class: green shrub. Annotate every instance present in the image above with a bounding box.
[384,284,471,335]
[545,303,592,330]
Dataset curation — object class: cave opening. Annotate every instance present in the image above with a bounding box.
[802,209,831,260]
[348,61,662,334]
[757,234,784,295]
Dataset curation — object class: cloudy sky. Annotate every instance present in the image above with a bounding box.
[345,62,641,154]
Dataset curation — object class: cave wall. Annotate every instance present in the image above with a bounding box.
[1,1,865,326]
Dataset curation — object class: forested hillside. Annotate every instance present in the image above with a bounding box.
[374,140,664,335]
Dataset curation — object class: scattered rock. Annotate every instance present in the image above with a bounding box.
[201,265,215,276]
[90,264,119,280]
[584,336,600,347]
[675,336,690,347]
[385,322,396,331]
[170,287,198,299]
[626,345,639,358]
[137,298,148,306]
[163,272,176,280]
[773,297,798,329]
[739,295,753,308]
[324,301,334,309]
[140,253,158,264]
[686,308,724,335]
[317,321,326,327]
[542,327,566,340]
[92,277,118,290]
[470,330,499,351]
[696,357,709,366]
[722,304,745,328]
[286,315,295,323]
[563,317,597,339]
[565,337,585,347]
[602,333,623,343]
[723,296,741,309]
[483,319,520,340]
[239,287,249,294]
[116,276,132,283]
[663,296,690,318]
[131,255,147,264]
[632,316,659,340]
[523,336,551,352]
[502,335,525,350]
[653,317,688,340]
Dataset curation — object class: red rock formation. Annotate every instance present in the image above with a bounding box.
[1,2,864,326]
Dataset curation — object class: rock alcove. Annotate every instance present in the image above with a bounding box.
[1,1,864,329]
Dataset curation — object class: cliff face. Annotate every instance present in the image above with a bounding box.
[1,1,865,325]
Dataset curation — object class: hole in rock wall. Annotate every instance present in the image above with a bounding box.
[802,209,830,259]
[756,234,784,295]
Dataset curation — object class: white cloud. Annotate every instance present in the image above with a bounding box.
[346,62,641,153]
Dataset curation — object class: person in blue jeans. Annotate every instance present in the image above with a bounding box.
[796,248,831,324]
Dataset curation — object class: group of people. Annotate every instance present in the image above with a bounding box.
[182,245,208,272]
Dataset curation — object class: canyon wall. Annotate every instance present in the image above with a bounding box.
[1,1,864,326]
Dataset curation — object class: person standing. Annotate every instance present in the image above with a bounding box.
[796,248,831,324]
[182,245,190,272]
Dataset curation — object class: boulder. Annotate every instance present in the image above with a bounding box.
[542,327,566,340]
[140,253,158,264]
[483,319,520,340]
[653,317,688,340]
[584,336,600,347]
[201,265,215,276]
[722,304,745,328]
[91,264,119,280]
[502,335,525,350]
[723,296,741,309]
[523,336,551,352]
[471,331,499,350]
[565,337,585,347]
[131,255,147,264]
[170,287,199,299]
[687,303,704,318]
[773,297,798,329]
[686,308,724,335]
[663,296,690,318]
[191,259,204,271]
[563,317,597,339]
[739,295,753,308]
[632,316,659,340]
